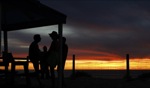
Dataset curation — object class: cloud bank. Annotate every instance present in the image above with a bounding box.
[2,0,150,60]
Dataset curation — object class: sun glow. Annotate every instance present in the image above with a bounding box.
[65,60,126,70]
[65,59,150,70]
[2,59,150,71]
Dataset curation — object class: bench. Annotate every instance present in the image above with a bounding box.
[0,52,30,85]
[0,54,10,79]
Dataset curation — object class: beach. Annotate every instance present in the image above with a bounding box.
[0,70,150,88]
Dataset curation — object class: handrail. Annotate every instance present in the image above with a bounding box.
[0,56,30,62]
[14,57,30,62]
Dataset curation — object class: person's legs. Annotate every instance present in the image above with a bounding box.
[32,61,43,87]
[50,66,55,88]
[62,60,66,86]
[45,65,50,79]
[32,61,40,75]
[57,63,65,86]
[40,62,45,79]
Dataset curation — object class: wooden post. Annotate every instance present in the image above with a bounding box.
[125,54,131,80]
[4,31,8,53]
[0,2,1,55]
[126,54,129,76]
[72,54,75,78]
[58,24,63,88]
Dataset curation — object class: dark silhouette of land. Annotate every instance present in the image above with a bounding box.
[1,70,150,88]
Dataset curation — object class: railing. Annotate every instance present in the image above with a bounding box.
[71,54,136,80]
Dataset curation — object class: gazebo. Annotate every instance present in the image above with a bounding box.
[0,0,67,87]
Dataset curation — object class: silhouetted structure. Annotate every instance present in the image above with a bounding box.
[57,37,68,85]
[1,0,66,53]
[0,52,30,86]
[1,0,67,88]
[0,52,11,82]
[8,53,30,86]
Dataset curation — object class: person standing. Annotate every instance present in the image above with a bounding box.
[47,31,59,88]
[29,34,41,75]
[40,46,50,79]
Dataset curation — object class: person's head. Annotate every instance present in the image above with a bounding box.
[49,31,59,40]
[33,34,41,43]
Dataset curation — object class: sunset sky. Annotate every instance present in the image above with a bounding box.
[1,0,150,70]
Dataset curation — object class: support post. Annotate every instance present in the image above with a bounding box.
[4,31,8,53]
[72,54,75,78]
[0,2,1,55]
[58,24,63,88]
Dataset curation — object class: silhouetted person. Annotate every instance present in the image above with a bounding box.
[29,34,41,75]
[28,34,42,87]
[47,31,59,88]
[57,37,68,86]
[40,46,50,79]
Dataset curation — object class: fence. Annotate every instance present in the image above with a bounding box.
[70,54,150,79]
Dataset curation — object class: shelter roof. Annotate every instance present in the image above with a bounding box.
[1,0,67,31]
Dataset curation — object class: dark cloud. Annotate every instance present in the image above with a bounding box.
[4,0,150,60]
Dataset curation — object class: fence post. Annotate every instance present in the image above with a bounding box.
[124,54,131,80]
[71,54,75,79]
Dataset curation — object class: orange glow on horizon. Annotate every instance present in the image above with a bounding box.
[3,53,150,70]
[2,58,150,71]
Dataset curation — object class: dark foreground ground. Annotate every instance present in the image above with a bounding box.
[1,70,150,88]
[0,76,150,88]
